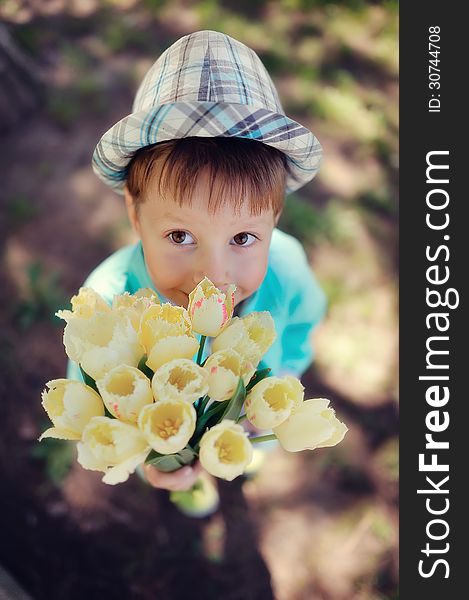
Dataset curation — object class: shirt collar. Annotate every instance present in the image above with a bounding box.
[130,241,172,304]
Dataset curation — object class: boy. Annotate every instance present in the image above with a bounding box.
[66,30,326,504]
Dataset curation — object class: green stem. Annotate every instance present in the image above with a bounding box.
[196,335,207,365]
[250,433,277,444]
[237,413,247,423]
[197,395,210,417]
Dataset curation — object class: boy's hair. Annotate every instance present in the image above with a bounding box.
[125,137,290,217]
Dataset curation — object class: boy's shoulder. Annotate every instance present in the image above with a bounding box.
[81,243,139,304]
[264,228,326,319]
[268,228,313,287]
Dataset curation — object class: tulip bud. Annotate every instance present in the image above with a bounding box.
[96,365,153,423]
[77,416,150,484]
[39,378,104,441]
[187,277,236,337]
[273,398,348,452]
[138,399,197,454]
[199,420,253,481]
[188,278,236,337]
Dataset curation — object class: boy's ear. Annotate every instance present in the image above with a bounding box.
[124,185,141,237]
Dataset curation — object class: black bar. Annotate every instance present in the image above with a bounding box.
[400,2,465,596]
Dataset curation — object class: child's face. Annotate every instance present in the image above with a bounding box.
[125,170,278,309]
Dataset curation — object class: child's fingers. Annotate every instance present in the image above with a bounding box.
[143,464,200,491]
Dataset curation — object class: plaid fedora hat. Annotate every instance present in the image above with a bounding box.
[92,30,323,195]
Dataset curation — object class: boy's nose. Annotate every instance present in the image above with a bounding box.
[192,258,231,289]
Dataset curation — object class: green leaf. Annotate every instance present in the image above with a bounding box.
[144,446,197,472]
[145,445,197,473]
[32,437,74,486]
[146,455,186,472]
[246,367,272,392]
[79,367,114,418]
[80,367,99,393]
[196,394,210,417]
[178,446,198,463]
[220,377,246,422]
[137,354,154,380]
[191,379,246,447]
[192,399,229,441]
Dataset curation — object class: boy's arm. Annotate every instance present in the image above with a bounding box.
[280,266,327,379]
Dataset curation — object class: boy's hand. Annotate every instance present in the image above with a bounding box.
[142,461,202,491]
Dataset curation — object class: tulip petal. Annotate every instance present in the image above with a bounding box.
[317,417,348,448]
[77,417,151,480]
[212,312,276,365]
[102,449,151,485]
[273,399,347,452]
[146,335,199,372]
[38,427,81,441]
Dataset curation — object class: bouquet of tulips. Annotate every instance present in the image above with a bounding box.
[38,278,347,485]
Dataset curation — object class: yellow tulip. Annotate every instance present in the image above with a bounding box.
[138,399,197,454]
[60,309,144,381]
[55,287,111,321]
[245,375,304,429]
[152,358,209,404]
[203,349,255,402]
[187,277,236,337]
[77,416,151,485]
[199,420,253,481]
[273,398,348,452]
[39,378,104,441]
[115,287,160,304]
[138,304,199,372]
[96,365,153,424]
[212,311,276,365]
[112,288,160,331]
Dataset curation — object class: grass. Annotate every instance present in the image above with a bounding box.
[13,261,69,329]
[279,194,333,247]
[4,195,40,230]
[31,436,75,487]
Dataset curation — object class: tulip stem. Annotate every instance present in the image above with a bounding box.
[250,434,277,444]
[196,335,207,365]
[197,395,210,416]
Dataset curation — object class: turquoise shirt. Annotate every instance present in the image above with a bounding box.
[66,228,327,382]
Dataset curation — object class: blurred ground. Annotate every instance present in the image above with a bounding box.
[0,1,398,599]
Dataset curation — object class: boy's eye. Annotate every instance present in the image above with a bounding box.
[168,231,194,245]
[232,232,257,247]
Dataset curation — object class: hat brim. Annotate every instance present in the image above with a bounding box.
[92,101,322,195]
